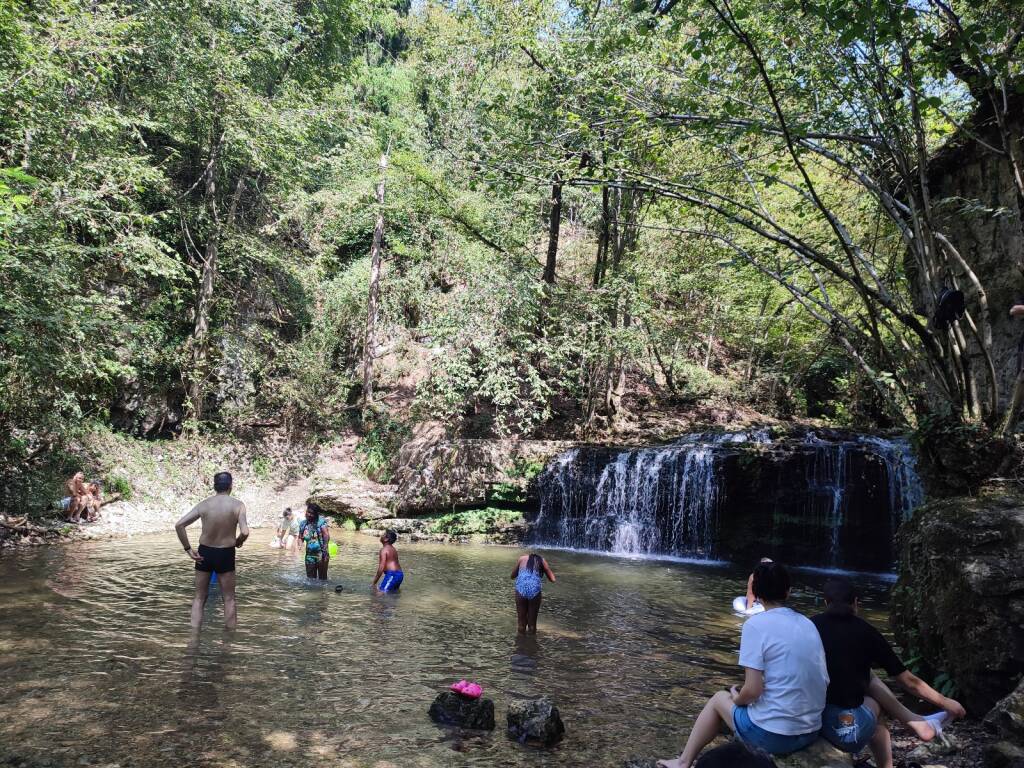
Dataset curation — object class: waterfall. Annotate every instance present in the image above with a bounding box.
[531,430,924,570]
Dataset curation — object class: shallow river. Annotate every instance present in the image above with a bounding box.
[0,531,892,767]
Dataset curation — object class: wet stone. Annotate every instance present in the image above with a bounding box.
[506,697,565,746]
[428,691,496,731]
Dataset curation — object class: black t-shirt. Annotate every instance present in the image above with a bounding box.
[811,611,907,708]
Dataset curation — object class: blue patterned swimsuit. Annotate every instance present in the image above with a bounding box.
[515,565,543,600]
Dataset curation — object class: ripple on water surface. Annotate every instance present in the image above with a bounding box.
[0,531,893,767]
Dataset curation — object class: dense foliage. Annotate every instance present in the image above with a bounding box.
[2,0,1022,468]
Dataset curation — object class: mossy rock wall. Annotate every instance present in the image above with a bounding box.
[892,480,1024,714]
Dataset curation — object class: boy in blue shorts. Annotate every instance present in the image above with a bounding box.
[373,530,403,592]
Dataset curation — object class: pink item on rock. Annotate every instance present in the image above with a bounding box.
[462,683,483,699]
[450,680,469,693]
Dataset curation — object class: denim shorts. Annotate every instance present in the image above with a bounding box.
[819,702,877,753]
[732,705,819,756]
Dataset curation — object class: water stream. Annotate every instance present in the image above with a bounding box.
[0,530,892,767]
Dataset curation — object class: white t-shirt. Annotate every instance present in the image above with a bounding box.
[738,606,829,735]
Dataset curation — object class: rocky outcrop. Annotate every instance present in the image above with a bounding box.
[305,438,394,527]
[506,697,565,746]
[392,438,572,515]
[427,691,495,730]
[893,480,1024,714]
[986,677,1024,746]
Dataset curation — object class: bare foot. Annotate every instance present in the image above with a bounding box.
[906,717,938,741]
[656,757,689,768]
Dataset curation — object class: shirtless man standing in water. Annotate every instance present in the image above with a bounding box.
[175,472,249,629]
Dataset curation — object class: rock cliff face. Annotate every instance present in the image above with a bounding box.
[391,438,573,515]
[892,480,1024,714]
[918,93,1024,415]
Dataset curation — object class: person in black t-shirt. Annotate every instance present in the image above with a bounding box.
[812,579,965,768]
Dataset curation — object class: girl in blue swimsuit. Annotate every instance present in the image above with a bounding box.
[512,553,556,634]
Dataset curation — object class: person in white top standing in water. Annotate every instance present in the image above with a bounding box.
[658,562,828,768]
[175,472,250,629]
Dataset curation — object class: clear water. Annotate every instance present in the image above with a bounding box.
[0,531,892,767]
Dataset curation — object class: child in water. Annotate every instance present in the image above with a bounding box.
[373,529,403,592]
[512,553,556,634]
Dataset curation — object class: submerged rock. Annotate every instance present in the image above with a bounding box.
[893,480,1024,713]
[428,690,495,730]
[506,696,565,746]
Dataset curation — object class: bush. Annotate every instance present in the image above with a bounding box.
[251,455,272,481]
[355,411,411,483]
[429,507,524,535]
[103,472,134,501]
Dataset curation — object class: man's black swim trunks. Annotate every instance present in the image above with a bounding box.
[196,544,236,574]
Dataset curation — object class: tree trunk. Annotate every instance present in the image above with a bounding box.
[593,183,609,287]
[184,131,224,424]
[542,175,562,284]
[362,152,389,408]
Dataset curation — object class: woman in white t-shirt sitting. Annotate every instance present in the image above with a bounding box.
[658,562,828,768]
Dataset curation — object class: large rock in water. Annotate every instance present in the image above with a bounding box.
[427,691,495,730]
[892,480,1024,714]
[506,697,565,746]
[392,438,572,514]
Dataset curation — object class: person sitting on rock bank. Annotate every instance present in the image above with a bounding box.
[658,561,828,768]
[84,481,102,522]
[64,471,89,524]
[812,578,965,768]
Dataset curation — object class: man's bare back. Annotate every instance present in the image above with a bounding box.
[191,494,246,547]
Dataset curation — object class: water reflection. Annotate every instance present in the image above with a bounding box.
[0,531,893,767]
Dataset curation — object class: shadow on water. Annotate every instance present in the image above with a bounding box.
[0,530,896,767]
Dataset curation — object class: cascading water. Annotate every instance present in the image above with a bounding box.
[530,429,924,571]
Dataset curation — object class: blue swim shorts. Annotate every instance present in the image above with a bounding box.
[819,702,878,753]
[379,570,404,593]
[733,705,819,756]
